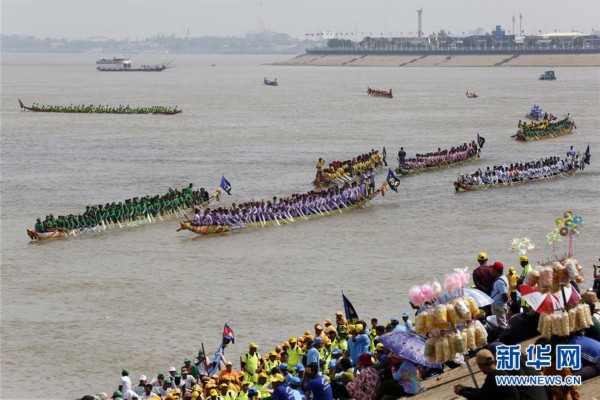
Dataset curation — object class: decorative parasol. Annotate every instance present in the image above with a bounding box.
[519,284,561,314]
[378,330,443,369]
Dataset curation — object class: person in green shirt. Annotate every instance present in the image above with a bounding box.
[34,218,45,233]
[241,343,264,383]
[264,352,280,374]
[286,338,303,367]
[254,373,271,400]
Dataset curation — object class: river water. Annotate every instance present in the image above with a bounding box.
[1,53,599,399]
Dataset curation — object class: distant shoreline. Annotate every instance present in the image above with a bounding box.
[278,53,600,67]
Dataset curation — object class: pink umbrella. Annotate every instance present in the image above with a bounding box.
[519,284,562,314]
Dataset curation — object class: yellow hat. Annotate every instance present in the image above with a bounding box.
[314,324,323,330]
[242,381,252,387]
[376,343,385,351]
[477,252,488,261]
[238,371,245,377]
[249,343,258,349]
[336,311,343,316]
[283,341,290,347]
[275,345,282,352]
[225,360,233,366]
[271,374,284,383]
[221,376,231,382]
[304,330,311,336]
[220,383,228,389]
[210,389,218,396]
[269,351,277,357]
[258,372,268,379]
[355,323,363,331]
[475,349,495,365]
[305,335,314,342]
[509,267,516,273]
[324,319,332,324]
[325,326,337,334]
[520,255,529,262]
[348,324,355,332]
[289,337,297,343]
[371,329,377,336]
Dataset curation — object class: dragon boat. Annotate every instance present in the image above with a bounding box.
[177,190,381,236]
[454,168,579,193]
[395,138,482,176]
[465,92,478,98]
[514,116,575,142]
[264,78,278,86]
[396,150,480,176]
[314,164,383,188]
[27,209,182,241]
[18,99,182,115]
[367,88,393,98]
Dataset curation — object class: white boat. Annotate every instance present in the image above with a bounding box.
[96,56,168,72]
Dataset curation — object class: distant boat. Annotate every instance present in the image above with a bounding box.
[367,87,393,98]
[96,56,169,72]
[466,91,479,98]
[539,70,556,80]
[264,77,278,86]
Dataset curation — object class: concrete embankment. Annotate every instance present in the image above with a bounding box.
[279,54,600,67]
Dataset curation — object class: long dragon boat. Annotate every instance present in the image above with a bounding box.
[313,151,385,188]
[27,210,184,240]
[178,189,381,236]
[454,168,578,192]
[514,115,575,141]
[395,139,482,176]
[19,99,182,115]
[367,88,393,98]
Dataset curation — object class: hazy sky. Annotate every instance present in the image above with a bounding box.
[2,0,599,40]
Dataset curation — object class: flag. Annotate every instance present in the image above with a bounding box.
[222,323,235,344]
[386,169,400,193]
[477,133,486,148]
[342,291,359,322]
[584,145,591,165]
[220,176,232,195]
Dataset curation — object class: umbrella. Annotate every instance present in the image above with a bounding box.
[554,285,581,308]
[463,288,494,307]
[519,284,562,314]
[378,330,443,369]
[439,288,493,307]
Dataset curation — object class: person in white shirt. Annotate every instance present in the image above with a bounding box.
[119,369,132,395]
[134,376,147,397]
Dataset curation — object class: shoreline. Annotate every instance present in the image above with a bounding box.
[278,54,600,67]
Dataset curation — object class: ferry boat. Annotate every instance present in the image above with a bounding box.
[96,56,169,72]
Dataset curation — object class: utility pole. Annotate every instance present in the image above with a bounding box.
[417,7,423,38]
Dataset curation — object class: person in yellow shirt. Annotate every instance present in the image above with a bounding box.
[264,352,280,375]
[219,383,237,400]
[221,375,240,392]
[255,373,272,400]
[314,324,328,342]
[241,343,264,383]
[335,311,348,330]
[286,337,303,367]
[507,266,521,318]
[236,382,253,400]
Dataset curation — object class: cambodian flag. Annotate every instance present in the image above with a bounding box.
[223,322,235,344]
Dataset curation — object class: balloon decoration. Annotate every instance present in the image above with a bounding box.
[548,211,584,258]
[511,237,535,255]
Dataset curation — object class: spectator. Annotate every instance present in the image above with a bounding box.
[473,252,495,295]
[490,262,509,329]
[346,354,380,400]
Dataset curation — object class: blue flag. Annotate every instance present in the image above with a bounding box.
[342,291,359,323]
[584,145,591,165]
[477,133,485,148]
[386,169,400,193]
[220,175,232,195]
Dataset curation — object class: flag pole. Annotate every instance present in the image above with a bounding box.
[465,358,479,388]
[201,342,210,377]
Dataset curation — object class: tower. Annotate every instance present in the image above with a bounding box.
[417,7,423,38]
[512,15,515,36]
[519,13,522,35]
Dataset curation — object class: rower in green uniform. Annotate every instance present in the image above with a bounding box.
[34,218,45,233]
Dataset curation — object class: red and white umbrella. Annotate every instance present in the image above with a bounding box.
[554,285,581,308]
[519,284,562,314]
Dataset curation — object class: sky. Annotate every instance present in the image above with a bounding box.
[2,0,599,40]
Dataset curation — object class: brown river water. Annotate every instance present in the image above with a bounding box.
[1,53,599,399]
